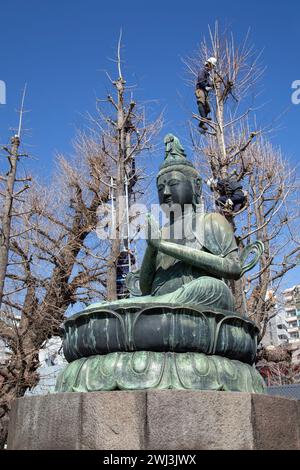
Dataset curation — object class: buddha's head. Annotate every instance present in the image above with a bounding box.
[156,134,202,213]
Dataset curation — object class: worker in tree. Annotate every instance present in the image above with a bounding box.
[195,57,217,132]
[207,176,247,212]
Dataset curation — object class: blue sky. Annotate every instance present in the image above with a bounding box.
[0,0,300,287]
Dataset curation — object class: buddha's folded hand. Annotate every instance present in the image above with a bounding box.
[146,213,161,249]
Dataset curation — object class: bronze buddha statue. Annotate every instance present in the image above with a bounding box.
[56,134,265,394]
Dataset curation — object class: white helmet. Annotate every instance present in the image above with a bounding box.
[206,57,217,67]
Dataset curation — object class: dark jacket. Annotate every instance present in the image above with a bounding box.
[216,178,243,196]
[196,67,213,90]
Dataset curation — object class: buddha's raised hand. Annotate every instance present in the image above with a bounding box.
[146,213,161,249]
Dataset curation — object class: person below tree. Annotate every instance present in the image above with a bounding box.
[195,57,217,132]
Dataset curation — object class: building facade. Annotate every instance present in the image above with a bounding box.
[262,285,300,349]
[262,309,290,347]
[261,290,290,348]
[283,285,300,343]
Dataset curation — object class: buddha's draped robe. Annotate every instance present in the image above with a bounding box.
[87,212,237,312]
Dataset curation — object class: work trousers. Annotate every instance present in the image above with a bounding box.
[195,88,211,118]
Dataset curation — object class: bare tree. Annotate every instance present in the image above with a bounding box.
[0,142,110,447]
[184,23,300,331]
[0,86,31,310]
[240,139,300,337]
[0,38,162,447]
[184,22,264,182]
[88,31,162,299]
[183,23,266,315]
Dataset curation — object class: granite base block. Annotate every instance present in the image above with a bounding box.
[7,390,300,450]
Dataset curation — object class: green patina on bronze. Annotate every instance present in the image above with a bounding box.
[56,134,265,394]
[56,352,265,393]
[62,305,258,364]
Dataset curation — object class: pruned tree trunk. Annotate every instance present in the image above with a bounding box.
[0,136,21,307]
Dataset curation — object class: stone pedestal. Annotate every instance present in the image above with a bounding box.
[7,390,300,450]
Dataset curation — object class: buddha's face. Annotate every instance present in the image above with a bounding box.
[157,170,194,211]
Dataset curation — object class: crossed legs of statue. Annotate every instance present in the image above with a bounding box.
[86,276,235,312]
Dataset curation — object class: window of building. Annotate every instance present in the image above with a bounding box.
[286,310,297,317]
[278,334,288,341]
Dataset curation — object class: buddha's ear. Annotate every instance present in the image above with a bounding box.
[194,177,202,203]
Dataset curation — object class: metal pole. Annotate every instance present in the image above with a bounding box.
[111,177,115,234]
[124,175,131,272]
